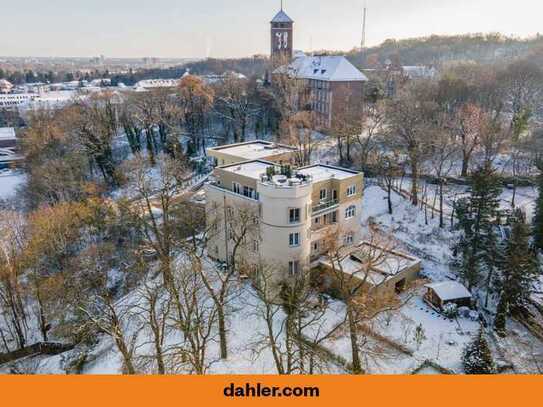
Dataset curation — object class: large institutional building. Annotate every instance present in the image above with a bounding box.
[270,7,368,128]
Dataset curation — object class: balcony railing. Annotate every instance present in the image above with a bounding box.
[312,199,339,215]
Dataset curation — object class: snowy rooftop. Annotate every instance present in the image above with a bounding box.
[277,55,368,82]
[298,164,360,182]
[220,160,273,179]
[0,127,16,141]
[271,10,293,23]
[320,242,421,286]
[425,281,472,301]
[209,140,296,160]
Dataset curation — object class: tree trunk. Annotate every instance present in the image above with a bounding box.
[410,157,419,206]
[439,181,444,228]
[387,184,393,215]
[347,305,363,374]
[461,151,470,177]
[218,306,228,360]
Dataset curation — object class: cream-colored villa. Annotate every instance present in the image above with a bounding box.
[204,140,364,281]
[207,140,297,166]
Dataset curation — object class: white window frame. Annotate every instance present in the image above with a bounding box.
[289,232,300,247]
[344,233,354,245]
[288,260,300,276]
[346,185,357,197]
[232,182,241,194]
[319,188,327,201]
[289,208,301,224]
[345,205,356,219]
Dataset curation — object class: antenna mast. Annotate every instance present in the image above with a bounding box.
[361,4,367,49]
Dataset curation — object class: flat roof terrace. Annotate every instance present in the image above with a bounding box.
[208,140,296,161]
[298,164,360,182]
[219,160,273,180]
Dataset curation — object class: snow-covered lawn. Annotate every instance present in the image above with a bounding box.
[313,293,479,374]
[362,183,459,281]
[0,169,25,200]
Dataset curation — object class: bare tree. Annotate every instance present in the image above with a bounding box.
[177,75,215,155]
[132,276,172,374]
[0,211,28,350]
[317,228,412,374]
[166,255,217,374]
[385,83,433,205]
[356,100,386,169]
[214,74,260,143]
[280,111,318,166]
[121,154,190,286]
[427,126,458,227]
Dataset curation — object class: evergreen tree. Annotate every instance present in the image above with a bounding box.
[495,210,540,335]
[454,166,502,290]
[494,295,508,336]
[533,162,543,251]
[463,332,495,374]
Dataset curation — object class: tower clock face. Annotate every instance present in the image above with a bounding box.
[275,31,289,50]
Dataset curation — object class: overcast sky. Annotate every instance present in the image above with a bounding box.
[0,0,540,58]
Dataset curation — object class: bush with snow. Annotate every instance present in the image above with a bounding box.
[442,303,459,319]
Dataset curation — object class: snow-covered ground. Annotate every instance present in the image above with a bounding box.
[0,169,26,200]
[2,140,542,374]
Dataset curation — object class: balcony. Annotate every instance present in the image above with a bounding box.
[312,199,339,216]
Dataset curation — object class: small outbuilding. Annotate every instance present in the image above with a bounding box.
[424,281,472,310]
[316,242,422,298]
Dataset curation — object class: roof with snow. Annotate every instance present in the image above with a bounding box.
[319,242,421,287]
[297,163,360,182]
[219,160,274,180]
[208,140,296,161]
[271,10,293,23]
[277,55,368,82]
[0,127,16,141]
[425,281,472,301]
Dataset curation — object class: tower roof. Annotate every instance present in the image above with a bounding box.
[271,10,293,23]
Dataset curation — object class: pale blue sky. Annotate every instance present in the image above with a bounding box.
[0,0,540,58]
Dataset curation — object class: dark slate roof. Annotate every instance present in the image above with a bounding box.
[271,10,293,23]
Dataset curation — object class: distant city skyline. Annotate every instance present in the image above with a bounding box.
[1,0,540,58]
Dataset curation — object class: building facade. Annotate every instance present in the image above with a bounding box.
[205,156,364,282]
[270,9,294,68]
[268,7,368,128]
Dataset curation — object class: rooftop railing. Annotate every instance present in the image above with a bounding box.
[312,199,339,215]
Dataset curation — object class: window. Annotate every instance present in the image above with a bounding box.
[227,207,234,217]
[253,240,259,252]
[319,189,327,201]
[243,186,255,199]
[331,210,337,223]
[289,208,301,223]
[347,185,357,197]
[232,182,241,194]
[314,216,320,225]
[313,242,319,251]
[288,261,300,276]
[345,205,356,219]
[344,234,354,245]
[289,232,300,247]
